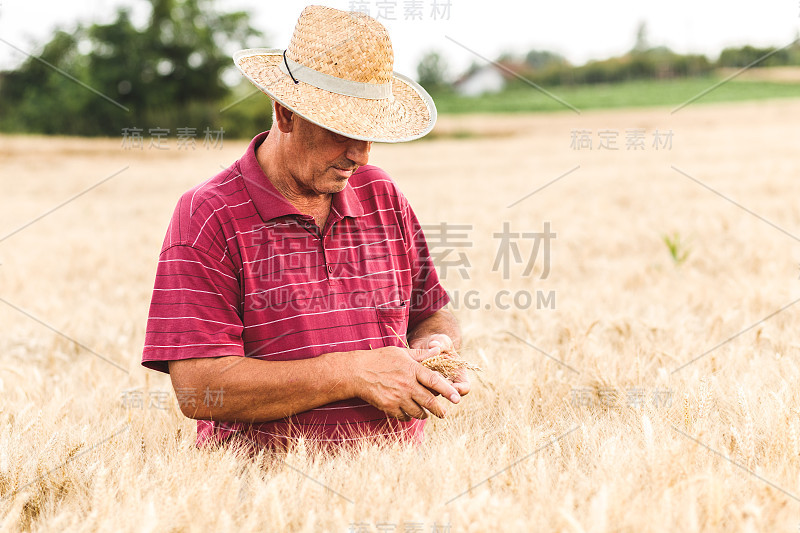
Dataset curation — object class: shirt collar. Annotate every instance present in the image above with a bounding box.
[239,131,365,223]
[331,173,364,219]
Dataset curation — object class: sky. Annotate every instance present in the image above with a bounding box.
[0,0,798,81]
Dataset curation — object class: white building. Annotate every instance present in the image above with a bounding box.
[454,65,506,97]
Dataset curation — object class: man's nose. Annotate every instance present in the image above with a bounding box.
[346,140,371,166]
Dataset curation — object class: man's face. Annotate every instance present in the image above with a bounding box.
[288,115,372,195]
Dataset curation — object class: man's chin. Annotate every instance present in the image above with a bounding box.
[321,178,349,194]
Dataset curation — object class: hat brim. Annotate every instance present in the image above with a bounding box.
[233,48,437,143]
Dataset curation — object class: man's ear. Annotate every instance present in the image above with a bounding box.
[273,101,294,133]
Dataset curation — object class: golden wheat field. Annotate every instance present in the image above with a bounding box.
[2,97,800,532]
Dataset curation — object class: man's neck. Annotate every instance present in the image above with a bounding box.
[256,131,332,229]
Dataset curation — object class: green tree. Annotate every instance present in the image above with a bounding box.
[632,21,649,54]
[717,44,796,68]
[523,50,567,70]
[0,30,95,134]
[416,51,450,92]
[0,0,265,136]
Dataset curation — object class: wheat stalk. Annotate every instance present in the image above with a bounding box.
[697,378,710,422]
[729,424,742,454]
[641,413,654,453]
[736,386,756,468]
[683,392,692,431]
[421,351,483,380]
[789,415,799,458]
[386,325,483,380]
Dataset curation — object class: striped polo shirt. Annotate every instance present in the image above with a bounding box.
[142,131,449,449]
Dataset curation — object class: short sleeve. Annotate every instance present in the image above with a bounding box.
[401,201,451,330]
[142,244,244,373]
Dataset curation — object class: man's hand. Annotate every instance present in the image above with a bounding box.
[408,334,471,397]
[352,346,462,421]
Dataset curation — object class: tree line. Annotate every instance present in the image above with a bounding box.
[2,8,798,137]
[418,24,800,92]
[0,0,268,137]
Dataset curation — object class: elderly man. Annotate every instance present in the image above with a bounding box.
[142,5,468,450]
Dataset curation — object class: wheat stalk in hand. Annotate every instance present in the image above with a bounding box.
[386,325,483,380]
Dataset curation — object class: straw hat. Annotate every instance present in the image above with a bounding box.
[233,5,437,143]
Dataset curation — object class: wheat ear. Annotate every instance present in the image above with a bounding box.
[385,325,483,379]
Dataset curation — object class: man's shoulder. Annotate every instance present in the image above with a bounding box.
[179,164,245,213]
[163,163,251,253]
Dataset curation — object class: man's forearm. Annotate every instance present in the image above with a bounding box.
[169,351,357,423]
[170,343,461,424]
[406,308,461,350]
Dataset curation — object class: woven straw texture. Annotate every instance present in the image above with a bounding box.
[234,5,436,143]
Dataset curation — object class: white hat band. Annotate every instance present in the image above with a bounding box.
[279,52,393,100]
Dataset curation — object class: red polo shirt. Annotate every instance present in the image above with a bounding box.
[142,131,449,449]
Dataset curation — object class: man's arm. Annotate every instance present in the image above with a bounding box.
[406,308,470,397]
[168,345,462,423]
